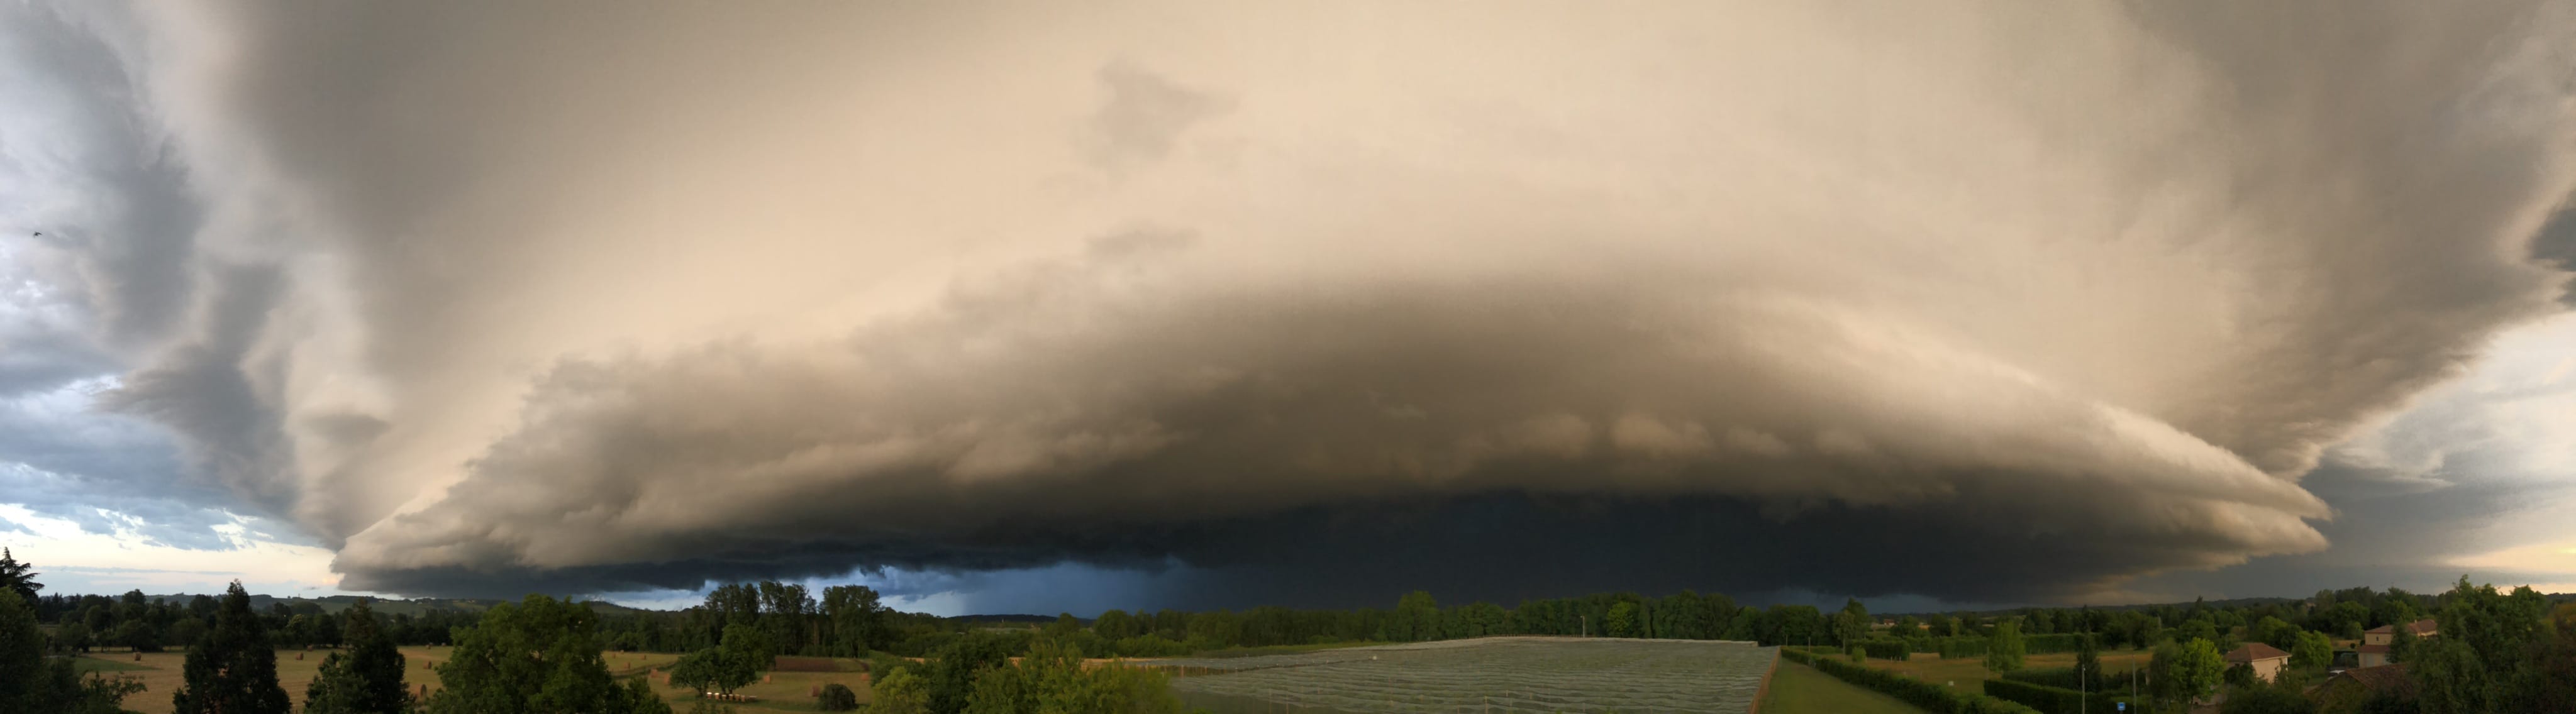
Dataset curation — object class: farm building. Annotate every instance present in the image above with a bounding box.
[2223,642,2290,683]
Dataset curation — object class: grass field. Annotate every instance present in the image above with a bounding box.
[1158,637,1777,714]
[71,647,871,713]
[1759,661,1922,714]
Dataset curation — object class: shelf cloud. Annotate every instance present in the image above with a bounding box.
[6,0,2573,605]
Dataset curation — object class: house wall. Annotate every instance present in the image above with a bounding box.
[2252,657,2285,682]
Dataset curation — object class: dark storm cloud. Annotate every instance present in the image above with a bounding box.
[2536,201,2576,290]
[99,265,297,522]
[38,0,2576,603]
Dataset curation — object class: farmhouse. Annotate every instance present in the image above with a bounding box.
[2223,642,2290,683]
[2355,618,2437,667]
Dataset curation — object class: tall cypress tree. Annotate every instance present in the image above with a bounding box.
[304,599,410,713]
[173,581,291,714]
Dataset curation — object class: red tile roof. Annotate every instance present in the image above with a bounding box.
[2226,642,2290,662]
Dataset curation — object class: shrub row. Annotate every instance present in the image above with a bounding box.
[2023,634,2092,654]
[1860,639,1913,661]
[1980,678,2119,714]
[1938,637,1989,659]
[1779,648,2041,714]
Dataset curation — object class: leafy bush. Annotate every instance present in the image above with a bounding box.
[1982,678,2120,714]
[1780,647,2042,714]
[815,683,858,711]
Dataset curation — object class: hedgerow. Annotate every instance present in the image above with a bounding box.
[1779,647,2041,714]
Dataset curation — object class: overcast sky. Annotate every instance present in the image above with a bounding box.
[3,0,2574,615]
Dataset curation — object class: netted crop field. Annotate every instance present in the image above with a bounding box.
[1157,637,1778,714]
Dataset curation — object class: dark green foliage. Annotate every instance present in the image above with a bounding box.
[1980,678,2119,714]
[1835,598,1870,647]
[423,594,667,714]
[1779,647,2042,714]
[1094,609,1138,640]
[924,632,1018,714]
[2000,666,2118,694]
[1984,620,2026,673]
[821,585,885,656]
[1860,638,1911,661]
[3,596,150,714]
[303,600,411,713]
[2071,634,2103,692]
[670,624,772,695]
[174,581,291,714]
[957,639,1185,714]
[2219,679,2316,714]
[1938,636,1990,659]
[1392,591,1440,641]
[1606,601,1640,638]
[0,549,39,603]
[2018,634,2091,654]
[2224,662,2256,687]
[817,683,860,711]
[2411,576,2551,714]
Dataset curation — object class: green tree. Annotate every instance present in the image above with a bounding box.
[2073,634,2104,692]
[872,668,930,714]
[173,581,289,714]
[1393,591,1440,642]
[2251,617,2298,650]
[923,633,1015,714]
[1094,610,1138,640]
[1983,620,2025,673]
[2150,639,2225,710]
[821,585,884,656]
[52,622,89,654]
[0,549,39,603]
[303,600,410,714]
[2289,630,2332,669]
[3,591,150,714]
[1606,602,1639,639]
[111,618,160,652]
[167,618,208,649]
[424,594,667,714]
[670,625,772,695]
[1835,598,1870,647]
[2412,575,2550,714]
